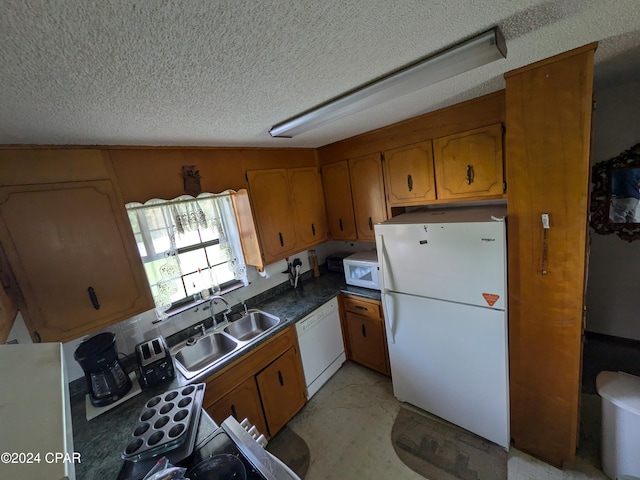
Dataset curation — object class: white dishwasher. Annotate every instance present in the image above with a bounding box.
[295,296,345,399]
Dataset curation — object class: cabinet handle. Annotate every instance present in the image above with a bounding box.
[278,232,284,246]
[88,287,100,310]
[368,217,373,231]
[355,305,367,311]
[311,223,316,236]
[230,404,238,420]
[33,331,42,343]
[278,370,284,386]
[361,324,367,337]
[339,218,343,231]
[466,164,474,185]
[407,174,413,192]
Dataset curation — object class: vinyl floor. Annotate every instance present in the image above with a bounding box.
[286,361,609,480]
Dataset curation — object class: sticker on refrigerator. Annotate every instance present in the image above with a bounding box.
[482,293,500,306]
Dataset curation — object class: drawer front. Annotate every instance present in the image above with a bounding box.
[343,296,381,319]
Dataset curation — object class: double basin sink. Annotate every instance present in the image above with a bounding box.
[172,309,281,381]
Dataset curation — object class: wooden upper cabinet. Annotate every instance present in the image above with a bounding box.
[321,161,357,241]
[0,246,19,344]
[246,169,298,264]
[383,140,436,206]
[0,180,153,342]
[433,123,504,200]
[288,167,328,247]
[247,167,328,265]
[231,189,264,271]
[0,287,17,344]
[349,153,387,241]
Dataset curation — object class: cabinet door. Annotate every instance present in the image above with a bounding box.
[321,161,357,241]
[256,346,306,436]
[349,153,387,241]
[383,141,436,206]
[0,287,17,344]
[0,181,153,342]
[433,123,504,200]
[345,311,389,376]
[247,169,298,264]
[288,167,329,247]
[0,247,18,343]
[207,376,268,437]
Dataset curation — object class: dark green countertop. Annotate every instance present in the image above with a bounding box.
[70,271,380,478]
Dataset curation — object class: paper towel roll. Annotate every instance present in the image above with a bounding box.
[258,259,288,279]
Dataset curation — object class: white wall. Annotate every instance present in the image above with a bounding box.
[586,78,640,340]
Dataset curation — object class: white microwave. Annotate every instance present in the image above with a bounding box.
[343,251,381,291]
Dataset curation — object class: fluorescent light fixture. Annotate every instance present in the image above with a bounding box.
[269,27,506,138]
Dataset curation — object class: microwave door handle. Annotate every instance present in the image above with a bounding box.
[377,233,396,344]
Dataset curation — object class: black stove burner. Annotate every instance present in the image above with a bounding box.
[187,430,266,480]
[117,429,267,480]
[118,415,302,480]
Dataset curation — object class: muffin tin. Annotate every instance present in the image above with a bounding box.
[122,383,205,461]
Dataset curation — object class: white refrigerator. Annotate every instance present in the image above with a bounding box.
[375,205,510,449]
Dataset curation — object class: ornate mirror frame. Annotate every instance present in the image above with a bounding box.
[590,143,640,241]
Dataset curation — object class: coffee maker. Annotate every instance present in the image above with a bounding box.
[74,332,132,407]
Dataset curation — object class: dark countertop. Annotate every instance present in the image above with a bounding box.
[71,271,380,479]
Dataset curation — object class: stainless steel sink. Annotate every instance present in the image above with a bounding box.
[174,333,238,373]
[172,309,281,381]
[223,310,280,342]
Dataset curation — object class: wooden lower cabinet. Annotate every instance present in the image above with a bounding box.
[207,376,267,436]
[256,347,307,436]
[341,295,390,376]
[202,326,306,438]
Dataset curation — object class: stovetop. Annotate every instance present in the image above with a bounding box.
[117,416,300,480]
[187,429,268,479]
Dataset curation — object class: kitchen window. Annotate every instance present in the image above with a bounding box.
[126,192,247,319]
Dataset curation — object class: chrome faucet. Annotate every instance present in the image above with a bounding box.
[194,323,206,337]
[209,295,232,326]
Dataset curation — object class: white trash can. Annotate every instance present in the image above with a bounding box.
[596,371,640,480]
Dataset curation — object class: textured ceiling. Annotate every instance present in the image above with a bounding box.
[1,0,639,148]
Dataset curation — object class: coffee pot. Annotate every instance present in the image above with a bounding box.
[74,332,132,407]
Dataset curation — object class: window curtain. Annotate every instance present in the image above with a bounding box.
[126,191,248,319]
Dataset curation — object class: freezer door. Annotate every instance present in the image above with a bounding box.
[376,220,505,309]
[383,291,510,449]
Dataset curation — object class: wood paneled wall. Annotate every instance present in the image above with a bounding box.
[108,147,317,203]
[317,91,505,164]
[505,43,596,466]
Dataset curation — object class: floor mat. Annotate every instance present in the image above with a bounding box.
[266,426,310,479]
[391,407,507,480]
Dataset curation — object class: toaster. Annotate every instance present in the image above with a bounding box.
[135,336,174,389]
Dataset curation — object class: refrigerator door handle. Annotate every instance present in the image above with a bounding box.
[382,289,396,343]
[377,233,396,344]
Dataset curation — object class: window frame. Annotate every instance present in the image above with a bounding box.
[125,192,248,318]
